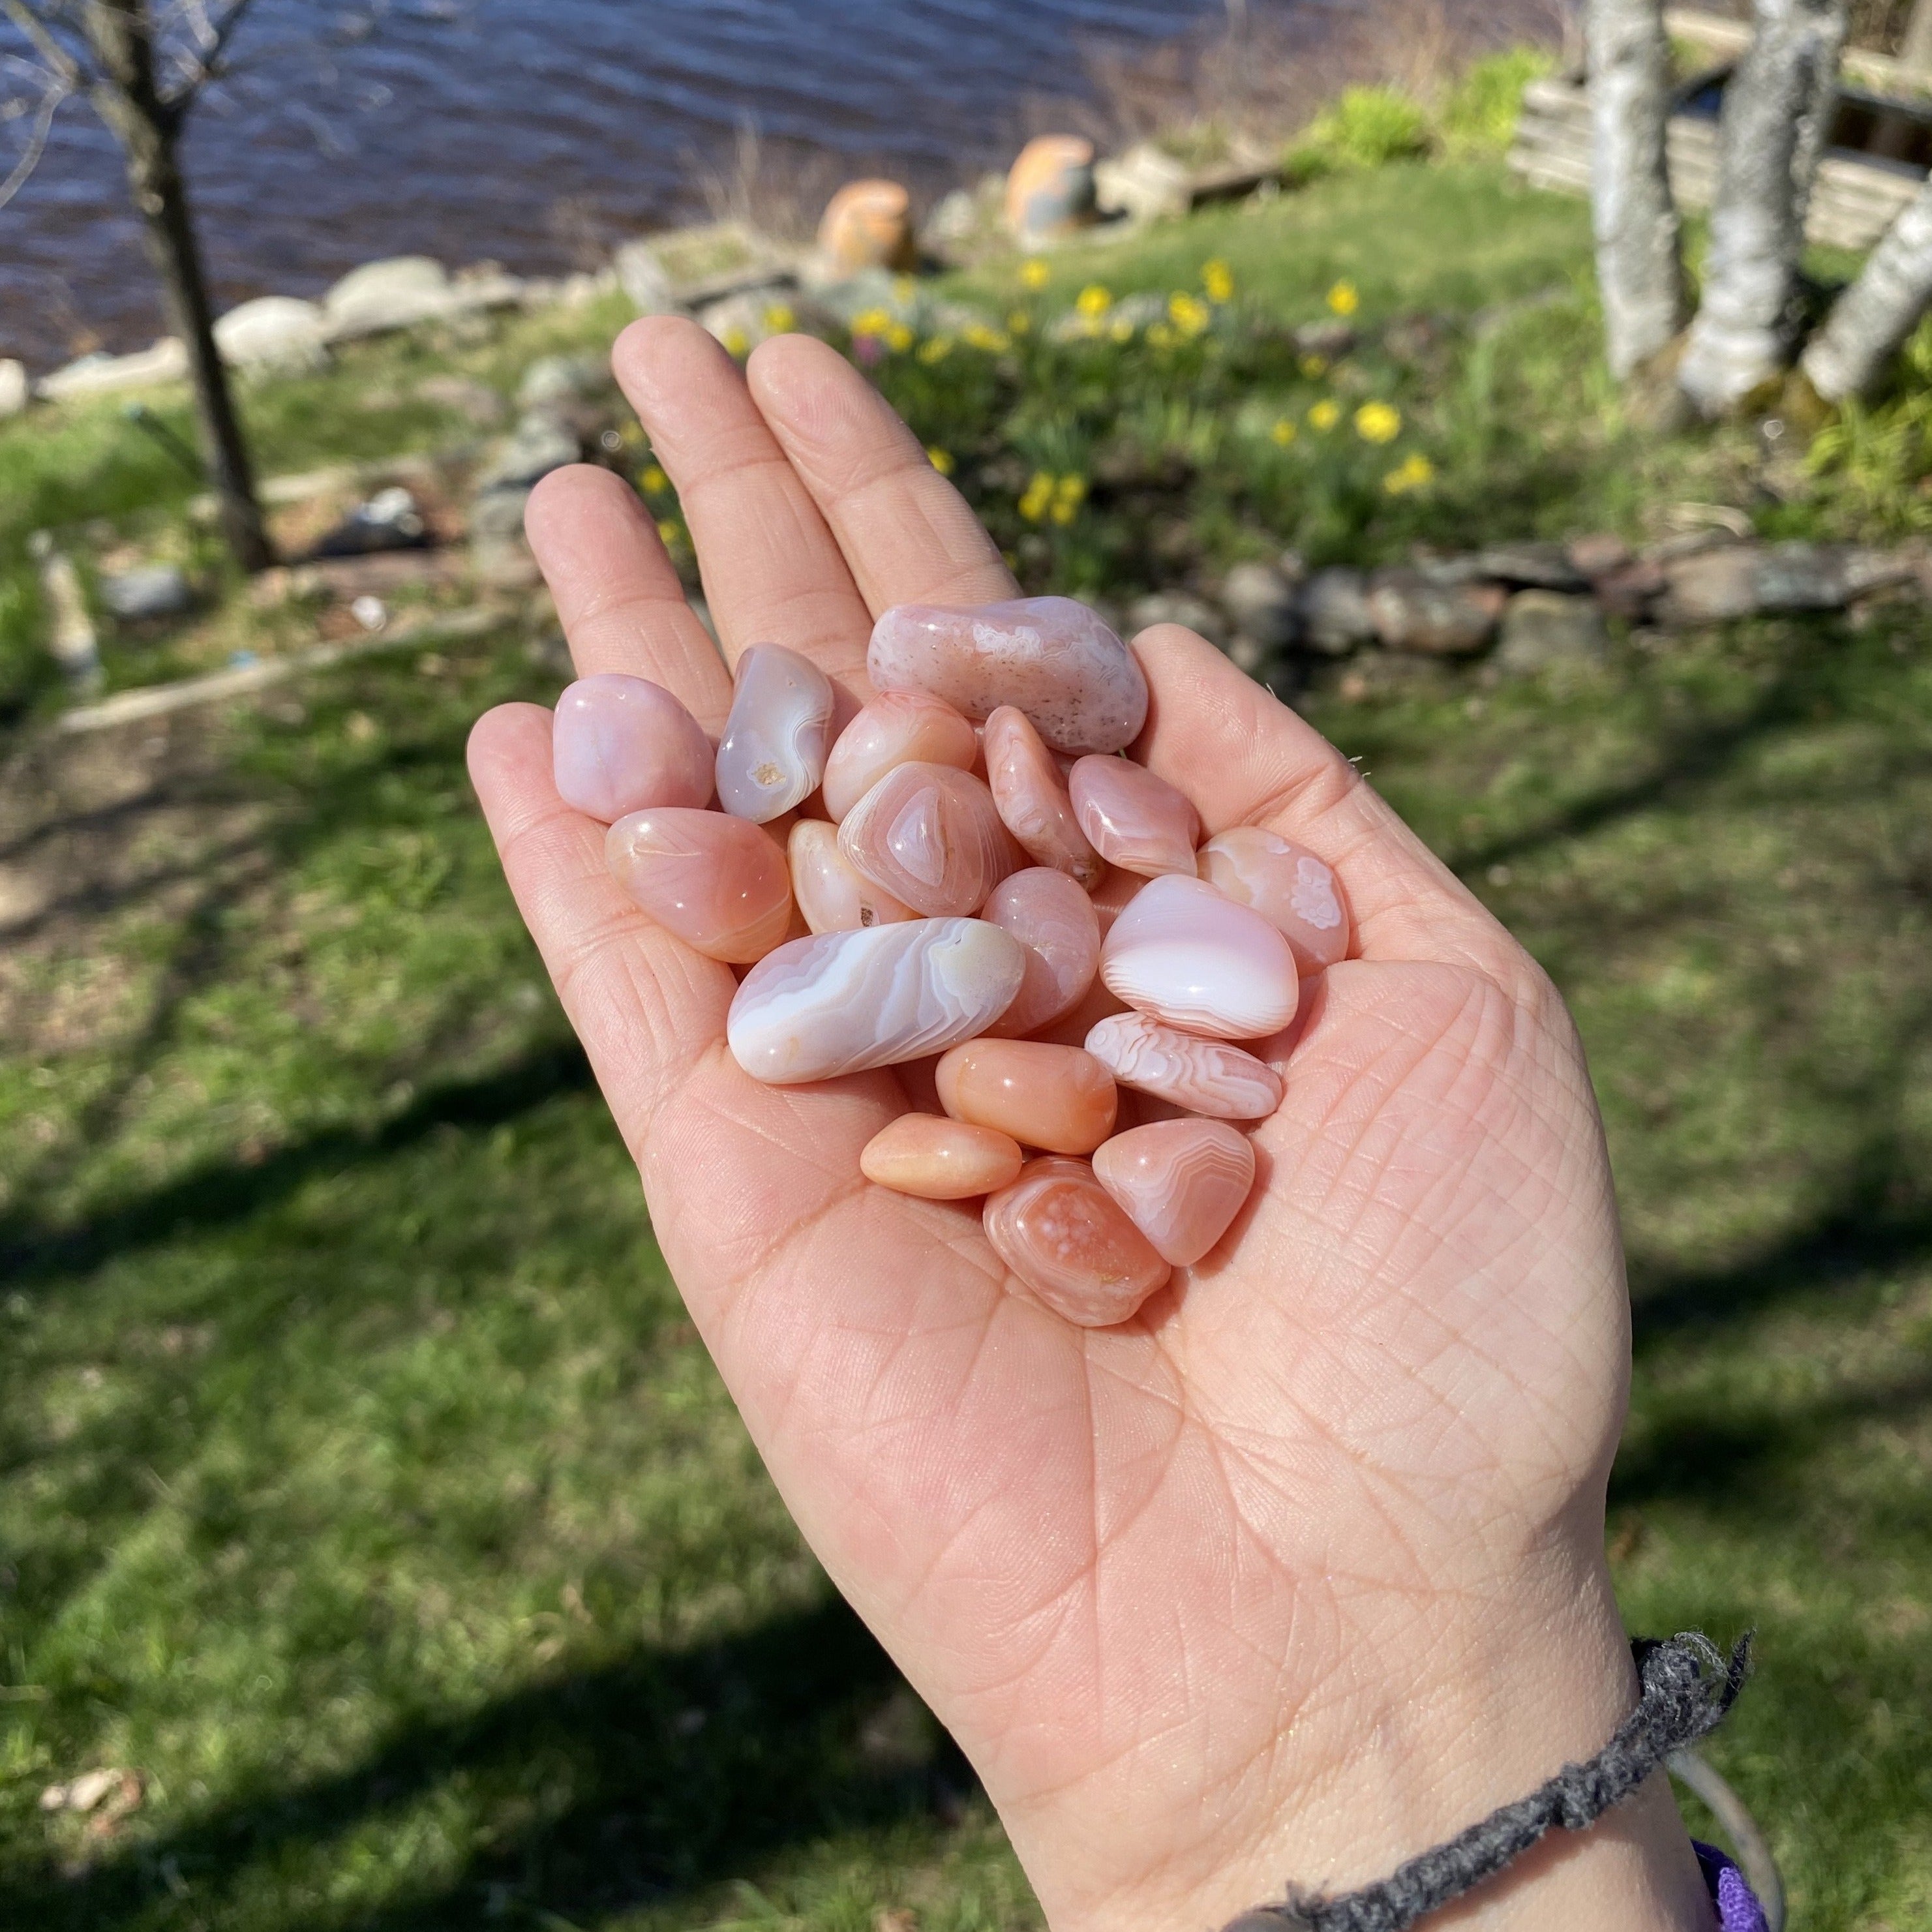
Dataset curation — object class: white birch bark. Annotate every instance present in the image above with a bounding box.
[1802,177,1932,398]
[1586,0,1686,377]
[1678,0,1849,415]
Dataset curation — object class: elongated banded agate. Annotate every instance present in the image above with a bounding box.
[1083,1010,1284,1119]
[1093,1120,1256,1266]
[1101,873,1299,1039]
[982,1156,1171,1325]
[715,643,836,822]
[983,706,1103,886]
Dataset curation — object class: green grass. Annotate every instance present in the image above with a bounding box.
[2,151,1930,1931]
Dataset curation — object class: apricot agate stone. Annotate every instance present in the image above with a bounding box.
[716,644,835,822]
[1069,757,1201,878]
[823,691,978,822]
[1101,874,1299,1038]
[727,918,1024,1084]
[607,808,792,964]
[982,1157,1170,1326]
[1197,827,1350,972]
[860,1115,1023,1200]
[936,1039,1117,1156]
[1093,1120,1256,1267]
[552,674,714,822]
[787,821,916,935]
[983,706,1103,886]
[838,762,1016,917]
[869,597,1148,755]
[982,868,1101,1039]
[1084,1011,1284,1120]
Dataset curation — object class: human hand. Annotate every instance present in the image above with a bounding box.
[468,318,1711,1932]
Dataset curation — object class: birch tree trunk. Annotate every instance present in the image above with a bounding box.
[1678,0,1849,415]
[1586,0,1686,377]
[1801,177,1932,398]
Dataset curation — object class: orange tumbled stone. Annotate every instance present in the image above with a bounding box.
[823,691,979,822]
[936,1038,1117,1155]
[860,1115,1024,1200]
[983,1156,1171,1326]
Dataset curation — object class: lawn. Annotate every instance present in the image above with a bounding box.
[2,150,1929,1931]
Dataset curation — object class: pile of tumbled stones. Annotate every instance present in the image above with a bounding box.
[551,598,1350,1329]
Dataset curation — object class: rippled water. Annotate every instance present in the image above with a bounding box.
[0,0,1229,371]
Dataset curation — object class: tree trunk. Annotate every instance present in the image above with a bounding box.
[1678,0,1849,415]
[1586,0,1687,378]
[1801,175,1932,397]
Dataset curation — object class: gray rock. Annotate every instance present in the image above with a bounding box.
[1494,591,1609,674]
[215,296,329,372]
[1293,319,1357,360]
[312,487,428,558]
[474,408,581,495]
[1299,567,1376,655]
[415,374,509,429]
[1127,590,1228,646]
[1655,541,1919,626]
[1566,532,1633,579]
[920,187,983,252]
[1366,570,1506,655]
[100,563,194,624]
[1220,561,1300,651]
[38,339,189,400]
[517,354,610,411]
[1473,541,1588,592]
[1094,142,1194,223]
[612,239,678,315]
[0,358,29,418]
[323,256,451,337]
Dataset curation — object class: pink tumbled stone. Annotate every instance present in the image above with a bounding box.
[1084,1011,1284,1120]
[606,808,793,964]
[1093,1120,1256,1267]
[982,1156,1171,1325]
[869,597,1149,754]
[1089,866,1150,937]
[822,691,979,821]
[552,674,714,823]
[787,820,917,935]
[1101,873,1299,1038]
[1197,827,1351,973]
[838,761,1017,917]
[983,705,1104,886]
[982,867,1102,1038]
[1069,757,1200,878]
[716,643,836,823]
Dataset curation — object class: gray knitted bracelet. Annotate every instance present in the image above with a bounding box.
[1220,1630,1753,1932]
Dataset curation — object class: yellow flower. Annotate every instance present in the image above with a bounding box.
[656,519,684,549]
[851,306,894,337]
[963,321,1010,352]
[884,320,915,353]
[927,446,956,476]
[722,326,750,358]
[1018,470,1055,521]
[1021,258,1050,290]
[1327,279,1360,316]
[639,464,669,494]
[1007,309,1032,335]
[1355,401,1402,444]
[762,303,796,333]
[1076,283,1112,318]
[1169,292,1211,335]
[1299,353,1329,379]
[1055,473,1087,507]
[1309,399,1342,432]
[917,335,954,364]
[1270,417,1297,447]
[1109,318,1135,343]
[1147,322,1177,350]
[1203,258,1235,303]
[1383,452,1436,495]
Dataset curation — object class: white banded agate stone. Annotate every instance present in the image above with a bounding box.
[1100,874,1299,1038]
[552,675,714,822]
[727,918,1025,1084]
[716,644,836,822]
[869,597,1149,754]
[1196,827,1351,973]
[1093,1120,1256,1267]
[1084,1011,1284,1120]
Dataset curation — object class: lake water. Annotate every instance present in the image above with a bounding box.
[0,0,1235,372]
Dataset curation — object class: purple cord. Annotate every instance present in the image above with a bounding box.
[1695,1842,1770,1932]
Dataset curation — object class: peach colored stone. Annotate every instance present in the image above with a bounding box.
[1093,1120,1256,1267]
[817,178,916,275]
[869,597,1147,753]
[981,866,1102,1038]
[1089,866,1150,937]
[552,674,714,822]
[983,1156,1170,1325]
[983,705,1103,886]
[1084,1011,1284,1120]
[1069,757,1200,878]
[787,820,918,935]
[1197,827,1351,973]
[1004,134,1097,242]
[1101,873,1299,1038]
[716,643,835,823]
[606,808,793,964]
[936,1038,1117,1156]
[838,761,1017,917]
[823,691,979,821]
[861,1114,1025,1200]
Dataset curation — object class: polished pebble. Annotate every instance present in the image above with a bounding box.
[869,597,1149,754]
[983,706,1104,886]
[936,1038,1117,1155]
[1069,757,1201,878]
[728,918,1025,1084]
[838,761,1016,916]
[860,1115,1024,1200]
[787,820,917,935]
[1101,873,1299,1038]
[607,808,793,963]
[552,674,714,822]
[715,643,836,822]
[982,868,1102,1038]
[1093,1120,1256,1267]
[822,690,979,821]
[1084,1010,1284,1119]
[1089,866,1151,937]
[1197,826,1351,973]
[982,1156,1171,1325]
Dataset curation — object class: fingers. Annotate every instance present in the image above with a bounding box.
[748,333,1017,612]
[526,466,734,732]
[612,316,875,694]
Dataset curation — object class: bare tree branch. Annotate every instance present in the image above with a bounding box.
[0,53,67,208]
[1802,178,1932,399]
[1,0,88,89]
[166,0,260,102]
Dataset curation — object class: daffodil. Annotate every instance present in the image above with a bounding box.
[927,447,956,476]
[1203,258,1234,303]
[1309,399,1342,432]
[639,464,669,494]
[762,303,795,333]
[1076,283,1112,318]
[1021,258,1050,290]
[1327,279,1360,316]
[917,335,954,364]
[1355,401,1402,444]
[1383,451,1436,495]
[1270,418,1297,447]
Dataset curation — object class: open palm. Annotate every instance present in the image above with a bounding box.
[469,319,1706,1932]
